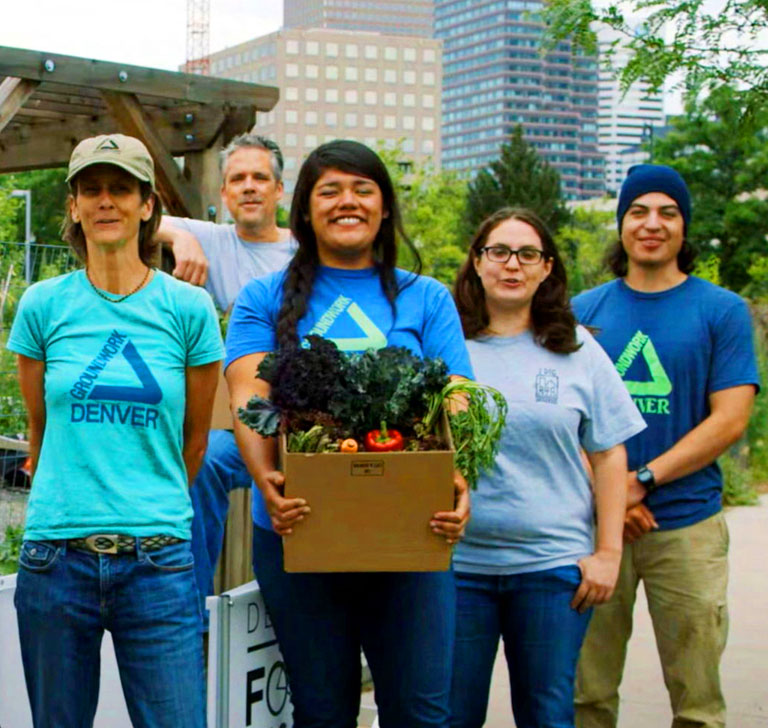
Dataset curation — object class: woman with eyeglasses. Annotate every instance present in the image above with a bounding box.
[449,208,645,728]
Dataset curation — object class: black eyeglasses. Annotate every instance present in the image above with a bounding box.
[480,245,547,265]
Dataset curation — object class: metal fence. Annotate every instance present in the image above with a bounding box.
[1,241,79,491]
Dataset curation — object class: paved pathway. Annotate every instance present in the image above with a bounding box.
[483,496,768,727]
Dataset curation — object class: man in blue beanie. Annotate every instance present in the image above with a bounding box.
[571,164,759,727]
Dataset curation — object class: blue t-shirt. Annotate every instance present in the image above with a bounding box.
[7,270,224,541]
[453,328,646,575]
[225,265,473,529]
[572,276,760,530]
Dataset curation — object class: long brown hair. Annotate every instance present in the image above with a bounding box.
[62,178,161,267]
[453,207,580,354]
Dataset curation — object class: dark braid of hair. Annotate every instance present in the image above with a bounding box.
[276,248,319,350]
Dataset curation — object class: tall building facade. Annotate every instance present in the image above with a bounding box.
[435,0,605,199]
[284,0,433,37]
[208,28,442,196]
[597,28,666,194]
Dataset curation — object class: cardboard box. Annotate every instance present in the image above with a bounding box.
[209,371,233,430]
[282,415,455,573]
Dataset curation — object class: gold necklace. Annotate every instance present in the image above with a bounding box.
[86,266,151,303]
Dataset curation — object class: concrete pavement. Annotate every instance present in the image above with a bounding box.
[483,496,768,727]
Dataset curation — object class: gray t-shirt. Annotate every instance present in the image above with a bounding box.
[166,217,298,311]
[453,326,646,576]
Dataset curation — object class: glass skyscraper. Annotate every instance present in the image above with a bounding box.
[435,0,605,198]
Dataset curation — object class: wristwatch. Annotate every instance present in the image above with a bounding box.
[636,465,657,492]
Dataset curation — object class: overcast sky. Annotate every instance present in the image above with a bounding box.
[1,0,283,71]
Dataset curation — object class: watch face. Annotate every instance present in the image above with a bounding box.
[637,468,654,486]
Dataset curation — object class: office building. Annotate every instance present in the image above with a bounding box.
[435,0,605,199]
[597,28,666,194]
[208,28,442,195]
[284,0,433,37]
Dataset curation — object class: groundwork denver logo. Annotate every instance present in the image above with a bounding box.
[615,330,672,415]
[69,330,162,429]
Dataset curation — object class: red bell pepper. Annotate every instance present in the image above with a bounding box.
[365,421,404,452]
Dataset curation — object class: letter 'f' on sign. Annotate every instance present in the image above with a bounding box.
[246,667,265,726]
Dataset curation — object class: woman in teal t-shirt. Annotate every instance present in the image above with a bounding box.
[8,135,223,728]
[449,208,645,728]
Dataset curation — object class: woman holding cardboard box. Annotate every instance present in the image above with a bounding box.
[225,139,472,728]
[449,208,646,728]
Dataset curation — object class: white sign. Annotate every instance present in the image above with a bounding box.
[207,580,293,728]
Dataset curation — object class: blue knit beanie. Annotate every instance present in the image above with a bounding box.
[617,164,691,234]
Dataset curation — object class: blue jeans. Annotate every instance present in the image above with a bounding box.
[450,566,591,728]
[189,429,251,628]
[252,525,456,728]
[15,539,205,728]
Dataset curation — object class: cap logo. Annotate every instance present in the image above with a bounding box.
[97,138,120,151]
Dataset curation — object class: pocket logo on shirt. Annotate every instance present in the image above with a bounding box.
[535,368,559,404]
[68,330,162,429]
[306,294,387,352]
[615,330,672,415]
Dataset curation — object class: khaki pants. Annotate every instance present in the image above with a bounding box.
[575,511,729,728]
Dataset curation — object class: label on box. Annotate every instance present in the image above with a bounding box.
[351,460,385,476]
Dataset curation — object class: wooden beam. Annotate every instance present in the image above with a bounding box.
[0,46,279,110]
[0,105,229,172]
[185,144,224,223]
[0,76,40,133]
[100,90,202,218]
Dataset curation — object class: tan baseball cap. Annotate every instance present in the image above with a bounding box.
[66,134,155,188]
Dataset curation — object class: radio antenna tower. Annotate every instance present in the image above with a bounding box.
[186,0,211,75]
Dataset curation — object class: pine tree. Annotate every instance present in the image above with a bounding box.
[464,126,570,236]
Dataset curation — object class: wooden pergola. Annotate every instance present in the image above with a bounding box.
[0,46,279,220]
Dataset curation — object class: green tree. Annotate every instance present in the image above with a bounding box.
[543,0,768,112]
[465,126,570,237]
[378,145,470,286]
[650,85,768,291]
[1,168,68,244]
[557,206,615,294]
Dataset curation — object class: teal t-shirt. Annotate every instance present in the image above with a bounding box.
[7,270,224,541]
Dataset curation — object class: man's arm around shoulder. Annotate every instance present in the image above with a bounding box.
[155,216,209,287]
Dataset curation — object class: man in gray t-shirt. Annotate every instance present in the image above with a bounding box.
[157,135,296,311]
[155,134,296,626]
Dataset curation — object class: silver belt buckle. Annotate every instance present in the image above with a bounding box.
[85,534,119,554]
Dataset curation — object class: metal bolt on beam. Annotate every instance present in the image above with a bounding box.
[185,133,195,143]
[184,112,195,124]
[44,60,55,72]
[118,71,128,83]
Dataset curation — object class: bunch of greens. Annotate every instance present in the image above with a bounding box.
[237,337,508,488]
[238,337,450,438]
[333,347,449,433]
[423,379,508,490]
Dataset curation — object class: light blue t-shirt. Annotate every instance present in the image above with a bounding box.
[166,216,297,311]
[7,270,224,541]
[453,327,646,575]
[225,265,474,529]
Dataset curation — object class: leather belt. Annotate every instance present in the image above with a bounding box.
[67,534,185,555]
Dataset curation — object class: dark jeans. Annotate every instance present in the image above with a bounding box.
[252,525,456,728]
[189,429,251,629]
[15,539,205,728]
[450,566,591,728]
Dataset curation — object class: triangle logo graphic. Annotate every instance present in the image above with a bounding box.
[88,341,162,404]
[330,302,388,351]
[614,330,672,397]
[97,138,119,151]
